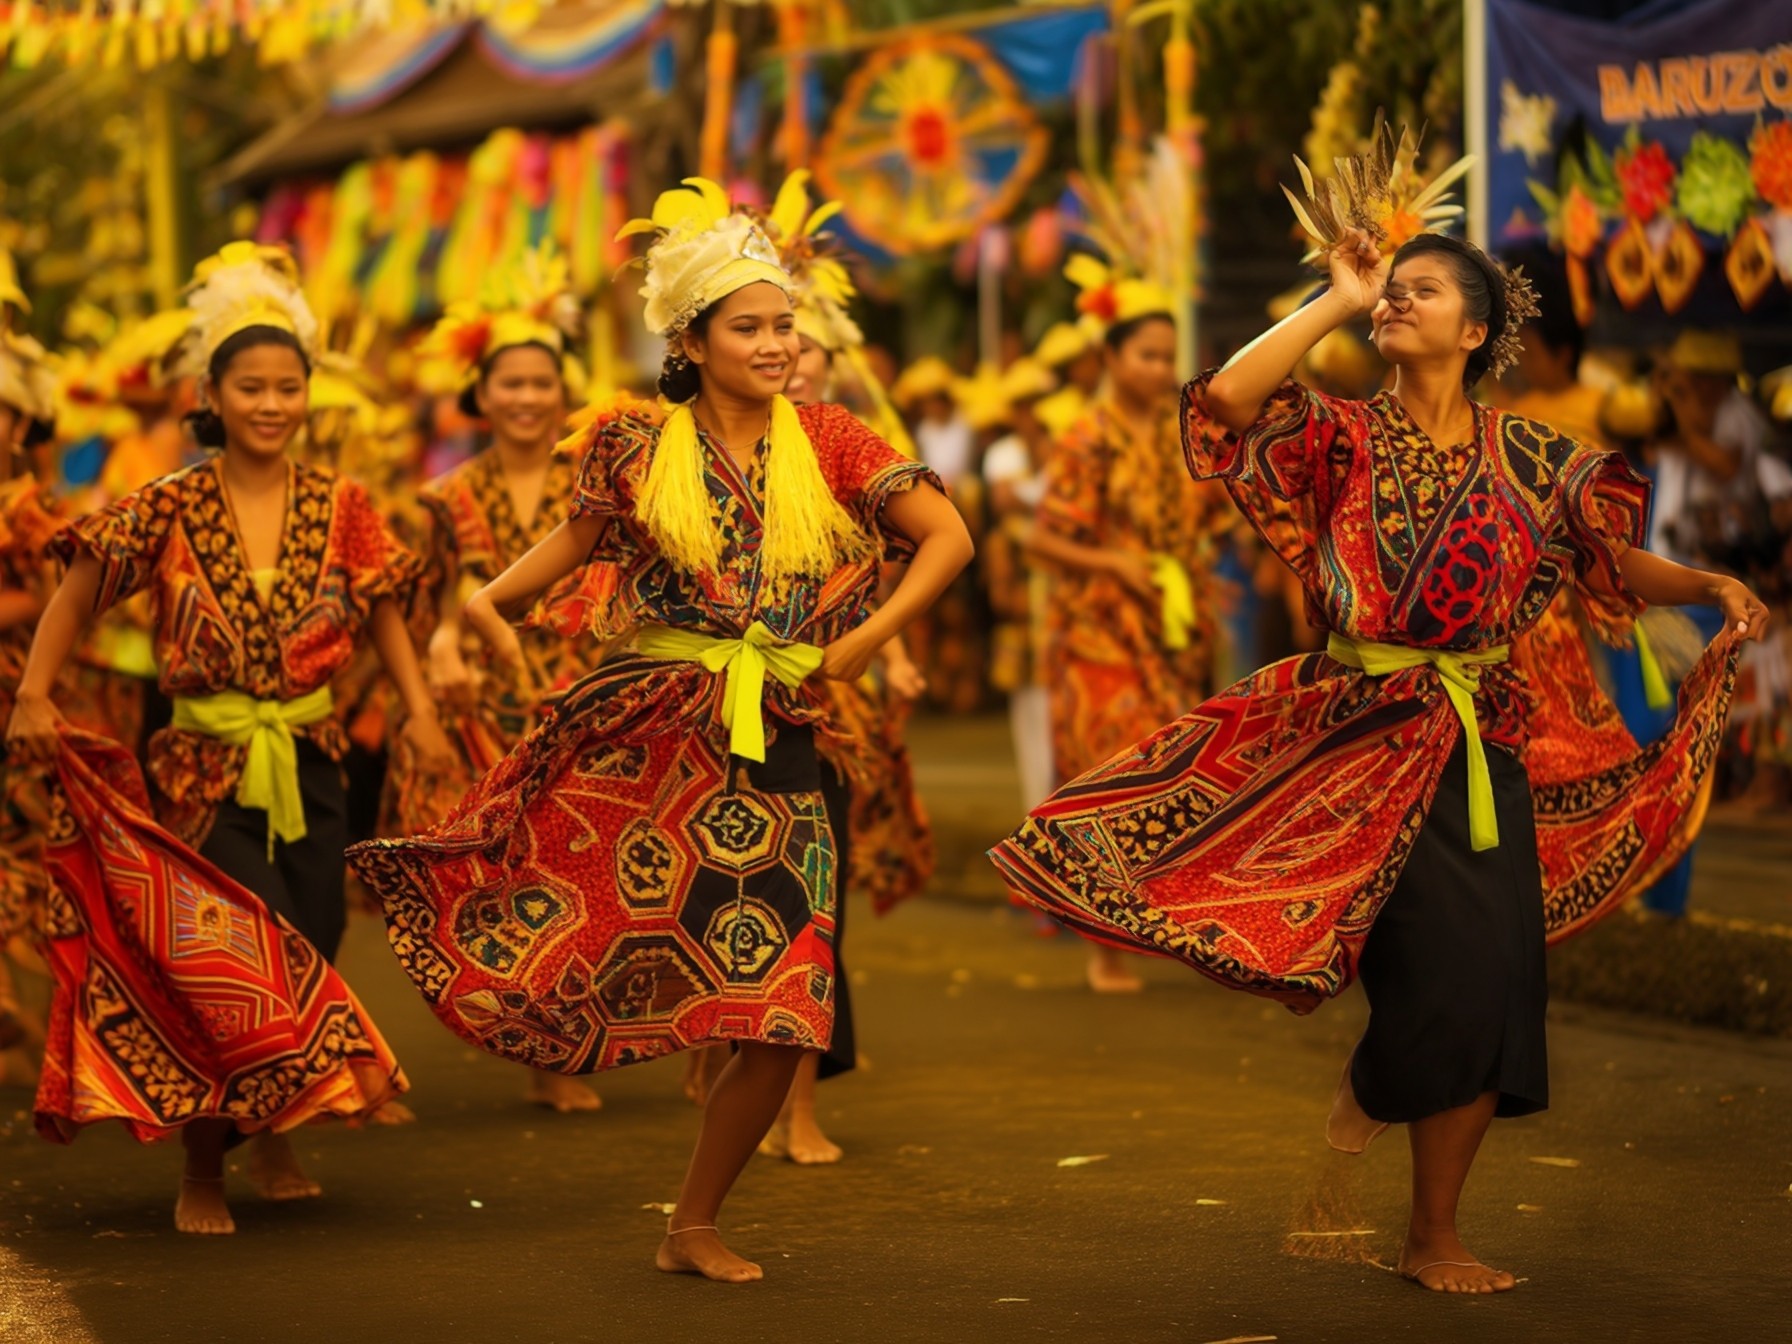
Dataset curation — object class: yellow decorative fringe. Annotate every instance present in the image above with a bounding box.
[634,394,868,581]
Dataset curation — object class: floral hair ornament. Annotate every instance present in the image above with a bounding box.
[763,170,919,460]
[1062,141,1192,339]
[417,243,587,397]
[174,241,319,381]
[617,177,794,338]
[1488,262,1541,380]
[615,177,864,583]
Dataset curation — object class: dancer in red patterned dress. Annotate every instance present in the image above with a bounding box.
[7,244,450,1235]
[348,179,972,1281]
[993,209,1767,1292]
[1029,254,1227,993]
[408,245,616,1116]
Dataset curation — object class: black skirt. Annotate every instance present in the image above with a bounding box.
[1349,738,1548,1124]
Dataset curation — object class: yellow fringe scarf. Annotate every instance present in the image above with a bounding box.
[634,394,869,581]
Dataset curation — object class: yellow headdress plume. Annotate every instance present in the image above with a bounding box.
[417,242,586,396]
[0,240,55,427]
[1034,321,1094,370]
[1065,139,1191,340]
[617,177,863,583]
[763,170,917,457]
[1280,118,1474,264]
[175,242,319,381]
[617,177,794,337]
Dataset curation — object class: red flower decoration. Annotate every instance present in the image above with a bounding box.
[1076,286,1118,323]
[1616,139,1675,223]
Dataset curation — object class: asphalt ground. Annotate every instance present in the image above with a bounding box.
[4,892,1792,1344]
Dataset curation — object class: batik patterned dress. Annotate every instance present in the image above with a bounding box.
[348,403,936,1074]
[0,474,63,941]
[1039,400,1224,779]
[51,460,421,848]
[992,378,1737,1011]
[392,445,623,832]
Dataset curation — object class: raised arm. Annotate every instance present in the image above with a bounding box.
[1206,229,1387,434]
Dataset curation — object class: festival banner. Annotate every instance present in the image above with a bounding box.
[1483,0,1792,319]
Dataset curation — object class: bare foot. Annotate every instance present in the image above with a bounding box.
[175,1176,236,1236]
[655,1226,764,1283]
[367,1100,417,1126]
[756,1121,790,1160]
[527,1071,602,1114]
[1325,1059,1389,1154]
[1086,946,1144,994]
[246,1133,323,1201]
[1399,1234,1517,1294]
[784,1112,843,1165]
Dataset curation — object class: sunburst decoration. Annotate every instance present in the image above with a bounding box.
[814,34,1049,256]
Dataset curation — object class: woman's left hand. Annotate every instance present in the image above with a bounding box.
[1714,577,1771,641]
[820,629,879,682]
[400,709,460,779]
[881,645,928,701]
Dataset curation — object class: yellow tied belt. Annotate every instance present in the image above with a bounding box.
[1325,633,1510,852]
[170,685,335,857]
[636,621,824,763]
[1150,554,1196,652]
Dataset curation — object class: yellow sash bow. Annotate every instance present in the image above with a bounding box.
[636,621,824,763]
[1326,633,1510,852]
[1151,554,1196,652]
[170,685,335,856]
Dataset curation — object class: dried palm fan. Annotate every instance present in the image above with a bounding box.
[1282,117,1475,265]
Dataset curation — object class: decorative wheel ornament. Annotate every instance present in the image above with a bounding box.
[814,34,1049,256]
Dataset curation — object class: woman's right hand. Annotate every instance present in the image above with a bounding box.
[1327,227,1390,317]
[5,691,65,767]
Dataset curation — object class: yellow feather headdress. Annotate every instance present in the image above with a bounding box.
[615,176,865,583]
[762,170,918,459]
[1280,118,1475,264]
[617,177,794,338]
[174,242,319,381]
[417,242,586,396]
[1063,143,1188,337]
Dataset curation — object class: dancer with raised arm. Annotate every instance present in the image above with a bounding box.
[992,131,1765,1294]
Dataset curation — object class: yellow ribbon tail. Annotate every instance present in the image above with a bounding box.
[637,622,824,763]
[170,685,335,858]
[1325,633,1509,853]
[1150,554,1196,652]
[1633,618,1672,712]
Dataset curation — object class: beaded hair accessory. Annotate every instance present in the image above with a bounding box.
[1489,263,1541,379]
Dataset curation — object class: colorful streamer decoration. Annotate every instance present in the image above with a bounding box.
[0,1,548,71]
[814,34,1050,256]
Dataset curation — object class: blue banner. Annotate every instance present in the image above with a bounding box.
[1485,0,1792,317]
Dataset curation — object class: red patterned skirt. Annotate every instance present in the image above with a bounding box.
[348,656,839,1075]
[823,678,934,914]
[992,635,1739,1010]
[34,732,406,1144]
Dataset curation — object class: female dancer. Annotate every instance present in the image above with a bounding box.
[993,215,1765,1292]
[411,246,611,1114]
[1029,257,1223,992]
[348,179,972,1282]
[7,243,447,1234]
[0,302,60,1058]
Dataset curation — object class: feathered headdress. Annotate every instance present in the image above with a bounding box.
[0,241,55,428]
[1064,140,1191,336]
[1280,119,1473,265]
[617,177,793,338]
[174,242,319,381]
[1280,120,1539,378]
[762,170,917,458]
[417,243,586,395]
[613,176,864,583]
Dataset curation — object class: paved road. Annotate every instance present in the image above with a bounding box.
[4,894,1790,1344]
